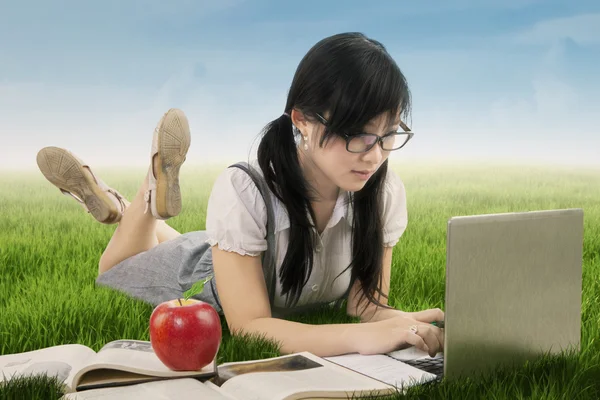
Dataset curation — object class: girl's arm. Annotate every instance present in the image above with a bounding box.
[211,246,440,357]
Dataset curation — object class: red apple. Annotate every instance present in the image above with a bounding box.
[149,298,221,371]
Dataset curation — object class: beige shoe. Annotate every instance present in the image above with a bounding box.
[144,108,191,220]
[36,147,127,224]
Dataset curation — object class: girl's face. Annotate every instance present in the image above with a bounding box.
[294,110,401,196]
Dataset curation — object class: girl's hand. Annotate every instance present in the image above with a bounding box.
[370,307,445,325]
[402,308,445,325]
[349,312,444,357]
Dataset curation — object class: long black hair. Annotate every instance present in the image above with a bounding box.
[256,32,411,313]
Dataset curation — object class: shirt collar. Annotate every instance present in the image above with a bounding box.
[276,190,352,233]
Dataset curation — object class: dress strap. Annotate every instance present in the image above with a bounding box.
[228,162,277,307]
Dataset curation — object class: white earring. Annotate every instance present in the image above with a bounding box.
[303,136,308,150]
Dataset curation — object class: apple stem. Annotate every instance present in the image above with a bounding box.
[178,298,182,306]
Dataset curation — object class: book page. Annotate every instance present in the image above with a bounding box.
[387,346,443,361]
[324,353,438,390]
[213,352,395,400]
[76,339,215,380]
[61,378,235,400]
[0,344,96,390]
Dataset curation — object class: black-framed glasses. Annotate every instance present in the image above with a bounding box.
[314,113,414,153]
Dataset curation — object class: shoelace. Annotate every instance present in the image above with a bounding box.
[106,188,127,215]
[143,190,151,215]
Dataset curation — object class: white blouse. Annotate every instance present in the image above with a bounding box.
[205,160,408,309]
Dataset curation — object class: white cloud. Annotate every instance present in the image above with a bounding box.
[127,0,245,17]
[2,8,600,171]
[354,0,545,18]
[390,35,599,166]
[0,63,287,171]
[514,13,600,46]
[433,0,543,10]
[532,74,578,116]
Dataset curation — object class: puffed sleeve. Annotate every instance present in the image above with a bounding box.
[381,169,408,247]
[205,166,268,256]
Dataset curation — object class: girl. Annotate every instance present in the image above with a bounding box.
[37,32,444,358]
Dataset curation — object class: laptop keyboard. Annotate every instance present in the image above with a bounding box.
[403,357,444,376]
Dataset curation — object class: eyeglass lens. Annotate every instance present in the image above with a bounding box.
[347,133,409,152]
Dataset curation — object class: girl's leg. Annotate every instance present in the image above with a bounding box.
[98,167,158,274]
[98,108,190,274]
[118,194,182,245]
[37,108,191,275]
[98,163,183,274]
[156,220,182,244]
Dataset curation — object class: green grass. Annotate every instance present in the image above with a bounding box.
[1,161,600,400]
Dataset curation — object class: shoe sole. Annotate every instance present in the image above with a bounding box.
[153,109,191,219]
[36,147,120,223]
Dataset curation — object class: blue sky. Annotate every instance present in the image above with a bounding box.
[1,0,599,169]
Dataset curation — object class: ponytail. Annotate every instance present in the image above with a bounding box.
[257,113,317,307]
[346,161,389,315]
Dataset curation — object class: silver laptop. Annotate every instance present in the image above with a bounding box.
[403,208,584,380]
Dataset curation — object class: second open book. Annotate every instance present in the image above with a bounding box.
[61,347,441,399]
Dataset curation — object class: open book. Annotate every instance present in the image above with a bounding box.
[0,340,216,393]
[59,349,441,400]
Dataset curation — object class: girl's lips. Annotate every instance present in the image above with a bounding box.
[352,170,374,179]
